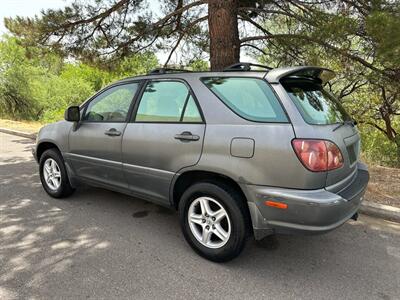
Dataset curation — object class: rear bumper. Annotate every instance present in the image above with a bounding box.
[242,162,369,240]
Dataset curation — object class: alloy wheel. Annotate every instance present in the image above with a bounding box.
[188,196,231,249]
[43,158,61,191]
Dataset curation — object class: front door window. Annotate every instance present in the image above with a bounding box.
[83,83,139,122]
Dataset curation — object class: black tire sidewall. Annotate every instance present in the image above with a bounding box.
[39,149,72,198]
[179,182,248,262]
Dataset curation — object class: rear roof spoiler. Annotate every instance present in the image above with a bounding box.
[265,66,335,84]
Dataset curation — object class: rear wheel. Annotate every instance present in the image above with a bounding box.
[39,149,75,198]
[179,182,249,262]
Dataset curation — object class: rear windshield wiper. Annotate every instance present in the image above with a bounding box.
[333,120,357,132]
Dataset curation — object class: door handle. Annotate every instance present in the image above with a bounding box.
[104,128,121,136]
[174,131,200,141]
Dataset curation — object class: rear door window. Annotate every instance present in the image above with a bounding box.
[201,77,288,122]
[135,81,202,123]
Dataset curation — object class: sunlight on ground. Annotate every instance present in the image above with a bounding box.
[0,119,43,133]
[0,197,112,288]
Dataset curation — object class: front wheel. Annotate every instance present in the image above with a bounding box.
[39,148,75,198]
[179,182,249,262]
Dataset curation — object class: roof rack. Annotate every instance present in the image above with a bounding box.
[223,62,272,72]
[148,67,192,75]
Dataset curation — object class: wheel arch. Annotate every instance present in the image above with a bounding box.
[36,141,61,161]
[171,170,248,209]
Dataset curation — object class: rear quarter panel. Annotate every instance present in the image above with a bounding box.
[182,75,329,189]
[192,123,327,189]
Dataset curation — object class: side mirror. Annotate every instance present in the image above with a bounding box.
[64,106,80,122]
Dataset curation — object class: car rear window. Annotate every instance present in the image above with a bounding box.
[282,79,351,125]
[201,77,288,123]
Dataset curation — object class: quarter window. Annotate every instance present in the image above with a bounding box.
[83,83,139,122]
[135,81,202,123]
[201,77,288,122]
[182,96,202,123]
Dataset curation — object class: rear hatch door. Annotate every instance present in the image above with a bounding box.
[326,124,360,187]
[275,67,360,189]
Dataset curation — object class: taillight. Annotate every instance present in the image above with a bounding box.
[292,139,343,172]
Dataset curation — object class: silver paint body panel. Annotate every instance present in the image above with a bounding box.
[35,67,369,239]
[68,122,128,189]
[122,123,205,204]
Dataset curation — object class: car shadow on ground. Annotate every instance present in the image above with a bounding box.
[1,158,400,299]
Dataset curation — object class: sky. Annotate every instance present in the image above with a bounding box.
[0,0,254,64]
[0,0,180,63]
[0,0,67,33]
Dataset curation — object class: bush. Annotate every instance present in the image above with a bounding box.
[0,36,37,119]
[32,73,94,123]
[1,36,398,167]
[359,124,400,168]
[0,36,158,123]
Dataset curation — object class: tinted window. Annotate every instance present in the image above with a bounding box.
[83,83,139,122]
[182,96,202,123]
[201,77,288,122]
[135,81,202,123]
[283,80,351,125]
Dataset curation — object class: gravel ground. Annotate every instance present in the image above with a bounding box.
[366,165,400,208]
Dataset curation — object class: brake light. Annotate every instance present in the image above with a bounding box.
[292,139,343,172]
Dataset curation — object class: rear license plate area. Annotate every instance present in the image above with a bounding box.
[346,142,359,165]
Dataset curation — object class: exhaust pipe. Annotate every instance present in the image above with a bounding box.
[351,212,358,221]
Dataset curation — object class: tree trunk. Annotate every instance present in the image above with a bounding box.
[208,0,240,71]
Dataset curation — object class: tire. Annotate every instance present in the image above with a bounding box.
[179,181,249,262]
[39,148,75,198]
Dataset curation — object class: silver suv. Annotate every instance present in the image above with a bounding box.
[34,63,369,262]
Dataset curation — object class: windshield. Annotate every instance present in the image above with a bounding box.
[283,79,351,125]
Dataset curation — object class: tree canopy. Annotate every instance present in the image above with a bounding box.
[0,36,158,121]
[1,0,399,165]
[252,0,400,164]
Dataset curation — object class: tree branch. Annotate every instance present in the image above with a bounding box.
[105,1,207,55]
[360,121,388,136]
[163,15,208,67]
[62,0,130,28]
[240,34,390,78]
[150,0,206,30]
[238,15,304,62]
[164,34,185,67]
[240,43,267,55]
[339,79,368,99]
